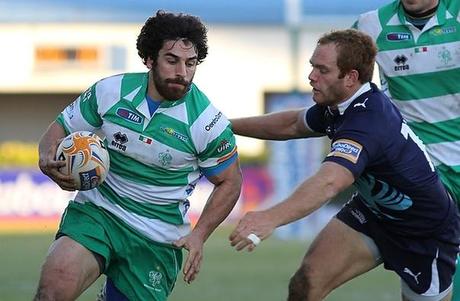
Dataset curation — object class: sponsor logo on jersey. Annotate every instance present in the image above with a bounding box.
[112,131,128,151]
[205,112,222,131]
[217,146,237,163]
[217,139,232,153]
[353,98,368,109]
[116,108,143,124]
[81,88,92,102]
[386,32,411,41]
[65,101,76,119]
[327,139,362,164]
[160,127,188,142]
[183,199,191,215]
[393,55,409,71]
[430,26,456,36]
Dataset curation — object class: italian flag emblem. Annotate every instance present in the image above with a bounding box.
[415,47,428,53]
[139,135,153,145]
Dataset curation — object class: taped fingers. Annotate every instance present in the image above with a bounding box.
[247,233,261,246]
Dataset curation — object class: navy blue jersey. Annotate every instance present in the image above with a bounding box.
[306,83,457,237]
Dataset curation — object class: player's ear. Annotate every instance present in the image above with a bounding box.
[345,69,359,87]
[145,57,154,69]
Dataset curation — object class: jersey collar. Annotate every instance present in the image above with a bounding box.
[394,0,450,28]
[331,82,371,115]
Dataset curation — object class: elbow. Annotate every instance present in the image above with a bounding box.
[324,182,342,201]
[322,174,351,201]
[233,168,243,198]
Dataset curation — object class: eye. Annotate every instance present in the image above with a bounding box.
[186,60,197,68]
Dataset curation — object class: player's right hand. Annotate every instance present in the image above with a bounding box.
[38,139,76,191]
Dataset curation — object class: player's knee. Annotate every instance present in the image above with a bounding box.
[34,275,78,301]
[288,263,328,301]
[288,265,316,300]
[34,283,60,301]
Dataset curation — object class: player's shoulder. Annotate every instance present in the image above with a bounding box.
[93,72,146,103]
[184,83,213,116]
[346,85,390,124]
[355,1,400,38]
[444,0,460,15]
[96,72,145,90]
[187,83,210,103]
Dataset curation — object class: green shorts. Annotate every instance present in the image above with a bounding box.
[57,201,183,301]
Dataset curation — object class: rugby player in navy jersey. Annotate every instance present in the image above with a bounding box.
[229,29,460,301]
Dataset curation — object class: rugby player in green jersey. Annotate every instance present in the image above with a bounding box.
[354,1,460,299]
[36,10,242,301]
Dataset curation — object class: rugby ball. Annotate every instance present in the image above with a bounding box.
[56,131,110,191]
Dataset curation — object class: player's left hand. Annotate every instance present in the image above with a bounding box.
[229,210,276,252]
[173,233,204,284]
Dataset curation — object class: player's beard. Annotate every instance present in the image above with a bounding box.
[151,66,193,101]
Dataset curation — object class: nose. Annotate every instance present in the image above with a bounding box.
[308,69,316,82]
[175,62,187,77]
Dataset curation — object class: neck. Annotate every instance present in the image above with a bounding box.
[404,1,439,19]
[340,84,363,103]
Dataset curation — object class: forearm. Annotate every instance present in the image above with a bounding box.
[38,122,66,159]
[231,110,309,140]
[266,163,353,227]
[192,176,242,242]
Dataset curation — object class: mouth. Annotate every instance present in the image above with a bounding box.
[168,82,186,89]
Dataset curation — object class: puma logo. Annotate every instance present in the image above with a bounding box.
[353,98,368,109]
[403,267,421,284]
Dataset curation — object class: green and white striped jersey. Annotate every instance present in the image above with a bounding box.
[354,0,460,201]
[56,72,238,244]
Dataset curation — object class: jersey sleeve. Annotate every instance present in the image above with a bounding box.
[323,112,381,179]
[190,104,238,178]
[56,83,103,135]
[305,104,328,134]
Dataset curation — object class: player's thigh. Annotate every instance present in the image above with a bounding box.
[39,236,101,295]
[300,217,380,290]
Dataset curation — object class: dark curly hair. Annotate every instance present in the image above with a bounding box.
[137,10,208,66]
[318,29,377,83]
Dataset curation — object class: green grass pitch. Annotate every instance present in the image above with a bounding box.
[0,227,399,300]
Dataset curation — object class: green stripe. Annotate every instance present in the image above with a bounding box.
[121,73,148,107]
[435,163,460,202]
[80,85,103,127]
[186,84,210,125]
[56,115,70,135]
[109,150,194,186]
[387,68,460,100]
[98,183,184,225]
[408,117,460,144]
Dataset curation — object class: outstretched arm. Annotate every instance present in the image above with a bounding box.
[230,109,323,140]
[229,161,354,251]
[173,160,242,283]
